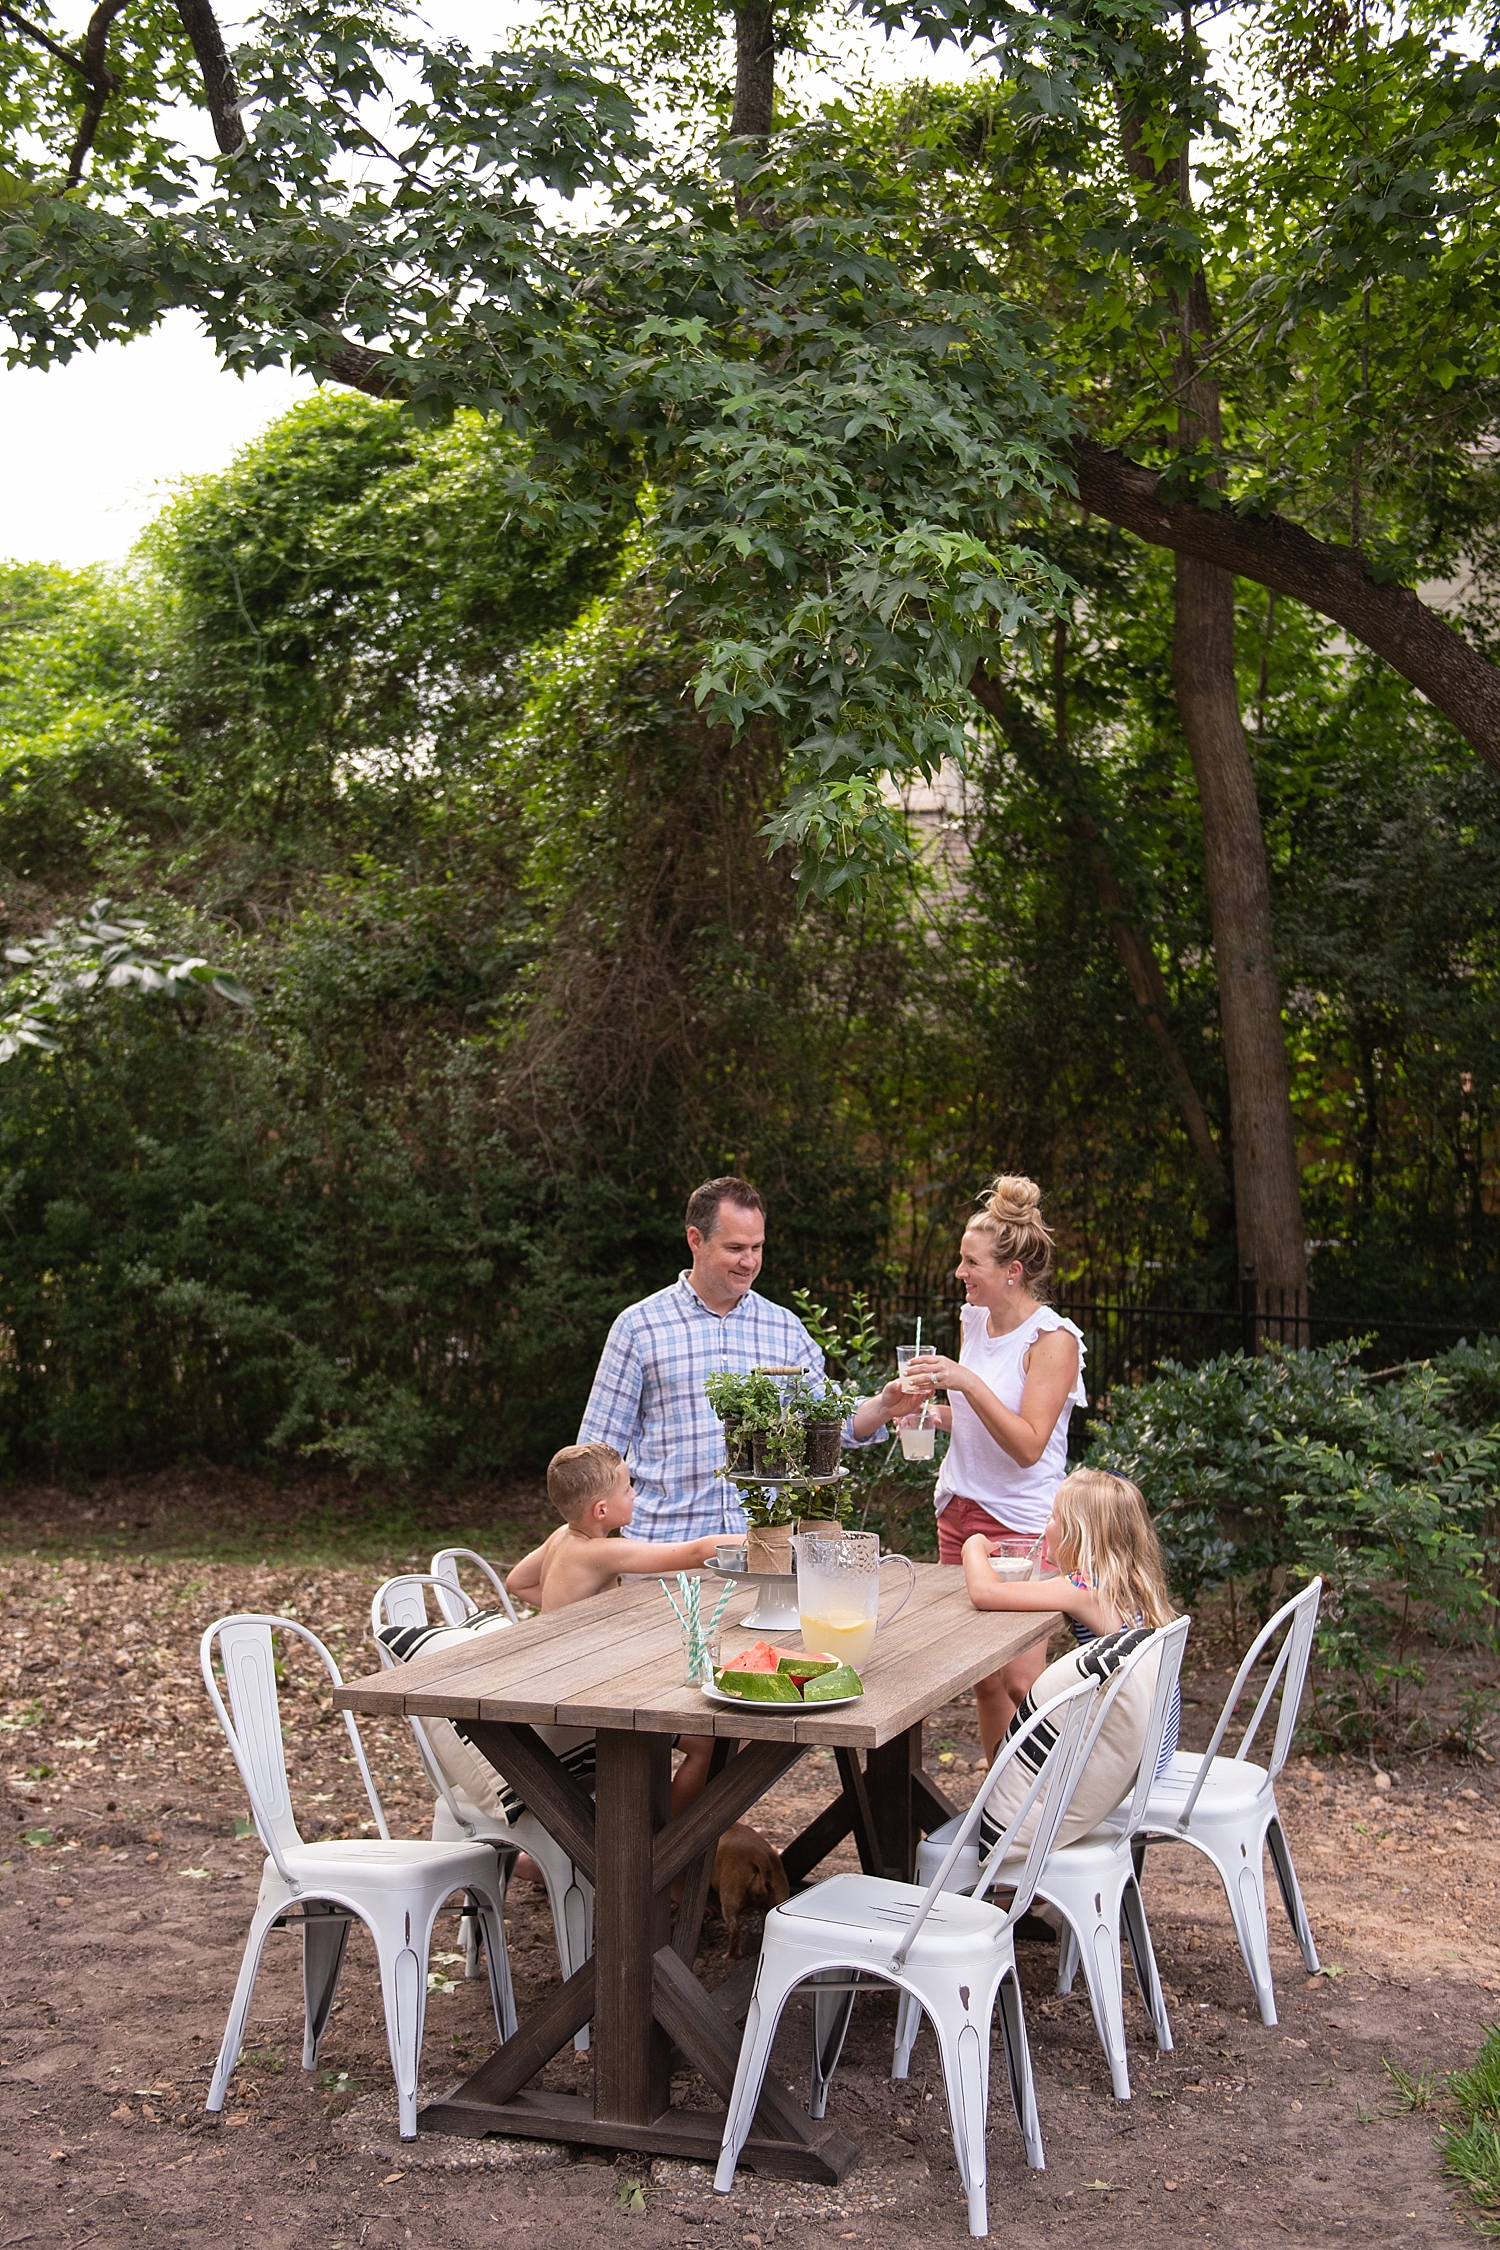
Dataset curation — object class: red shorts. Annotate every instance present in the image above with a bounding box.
[936,1494,1030,1564]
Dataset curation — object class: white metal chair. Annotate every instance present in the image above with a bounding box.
[893,1616,1190,2100]
[200,1613,514,2140]
[1140,1578,1322,2025]
[371,1574,594,2048]
[714,1674,1101,2238]
[430,1546,519,1627]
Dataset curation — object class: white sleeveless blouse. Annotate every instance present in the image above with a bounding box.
[933,1303,1087,1537]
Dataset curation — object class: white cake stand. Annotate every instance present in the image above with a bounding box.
[707,1562,801,1632]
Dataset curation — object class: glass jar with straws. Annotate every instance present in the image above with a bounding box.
[659,1572,736,1686]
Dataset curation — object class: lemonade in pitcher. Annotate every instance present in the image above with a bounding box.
[798,1610,878,1669]
[793,1531,914,1674]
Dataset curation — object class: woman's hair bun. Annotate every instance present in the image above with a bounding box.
[983,1174,1042,1223]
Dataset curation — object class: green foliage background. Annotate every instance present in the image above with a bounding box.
[0,386,1497,1482]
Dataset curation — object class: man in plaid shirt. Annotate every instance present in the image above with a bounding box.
[577,1176,905,1543]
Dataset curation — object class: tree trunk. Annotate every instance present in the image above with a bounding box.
[730,7,774,140]
[1121,70,1308,1307]
[1173,553,1306,1299]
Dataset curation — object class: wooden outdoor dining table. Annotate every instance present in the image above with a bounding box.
[334,1562,1056,2182]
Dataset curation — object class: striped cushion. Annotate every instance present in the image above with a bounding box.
[378,1608,595,1823]
[978,1626,1158,1858]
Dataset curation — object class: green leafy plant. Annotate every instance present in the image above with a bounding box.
[0,899,251,1061]
[1382,2057,1440,2113]
[1088,1338,1500,1752]
[1445,2026,1500,2236]
[739,1484,796,1530]
[753,1412,807,1475]
[793,1288,945,1555]
[703,1371,779,1423]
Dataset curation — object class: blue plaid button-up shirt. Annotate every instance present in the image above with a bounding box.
[576,1275,840,1542]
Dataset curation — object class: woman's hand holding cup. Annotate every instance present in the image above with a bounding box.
[902,1348,960,1397]
[896,1345,942,1397]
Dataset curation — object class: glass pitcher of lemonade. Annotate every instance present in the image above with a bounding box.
[792,1531,916,1670]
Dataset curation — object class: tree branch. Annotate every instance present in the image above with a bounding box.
[0,0,90,79]
[65,0,129,188]
[171,0,244,153]
[730,5,774,140]
[1072,438,1500,780]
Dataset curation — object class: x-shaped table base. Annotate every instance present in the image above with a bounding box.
[419,1719,956,2177]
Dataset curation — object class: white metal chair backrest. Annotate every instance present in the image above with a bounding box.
[200,1614,389,1889]
[370,1573,478,1669]
[431,1548,519,1628]
[1174,1578,1322,1830]
[368,1578,487,1838]
[1118,1615,1192,1837]
[889,1675,1098,1971]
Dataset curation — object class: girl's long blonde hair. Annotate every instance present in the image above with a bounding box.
[1049,1468,1176,1629]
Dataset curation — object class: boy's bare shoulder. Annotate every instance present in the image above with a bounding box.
[538,1526,613,1607]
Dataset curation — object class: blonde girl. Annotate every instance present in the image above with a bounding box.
[960,1467,1180,1761]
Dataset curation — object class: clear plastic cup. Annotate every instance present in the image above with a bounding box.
[899,1423,935,1459]
[988,1535,1037,1582]
[896,1345,936,1396]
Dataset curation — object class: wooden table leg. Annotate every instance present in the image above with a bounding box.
[594,1726,672,2124]
[864,1722,922,1880]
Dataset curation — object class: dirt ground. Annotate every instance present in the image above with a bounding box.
[2,1482,1498,2250]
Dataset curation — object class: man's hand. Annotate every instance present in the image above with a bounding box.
[849,1378,909,1441]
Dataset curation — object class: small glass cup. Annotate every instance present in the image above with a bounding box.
[899,1421,935,1460]
[897,1346,936,1396]
[714,1539,747,1572]
[988,1535,1037,1583]
[681,1623,722,1686]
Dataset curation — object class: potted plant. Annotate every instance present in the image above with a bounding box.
[703,1369,777,1475]
[787,1375,859,1479]
[751,1406,807,1476]
[741,1482,796,1575]
[793,1483,855,1537]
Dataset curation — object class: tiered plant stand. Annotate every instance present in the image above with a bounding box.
[710,1468,848,1629]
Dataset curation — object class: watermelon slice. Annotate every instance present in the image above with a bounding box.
[714,1668,801,1703]
[802,1663,863,1701]
[722,1641,782,1673]
[777,1652,840,1683]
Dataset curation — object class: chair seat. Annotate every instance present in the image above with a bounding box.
[1144,1753,1272,1826]
[276,1837,497,1887]
[775,1873,1010,1959]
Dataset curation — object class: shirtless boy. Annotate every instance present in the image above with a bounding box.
[506,1441,723,1813]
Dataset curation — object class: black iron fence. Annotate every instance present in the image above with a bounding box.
[853,1273,1491,1411]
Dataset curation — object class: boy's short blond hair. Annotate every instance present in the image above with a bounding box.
[547,1441,626,1522]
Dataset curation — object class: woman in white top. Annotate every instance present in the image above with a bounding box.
[903,1174,1086,1759]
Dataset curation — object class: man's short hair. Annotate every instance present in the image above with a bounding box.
[685,1175,765,1238]
[547,1441,625,1522]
